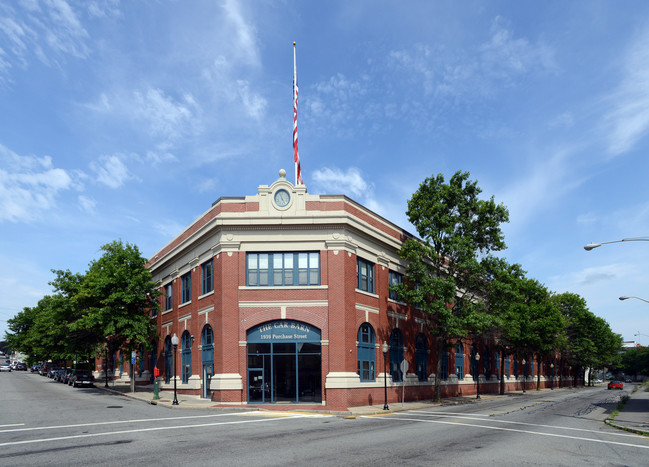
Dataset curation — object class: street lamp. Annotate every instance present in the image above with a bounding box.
[475,352,481,399]
[550,363,554,390]
[522,358,527,393]
[171,333,179,406]
[620,296,649,304]
[584,237,649,251]
[382,341,389,411]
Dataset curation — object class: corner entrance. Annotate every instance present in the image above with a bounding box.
[247,320,321,404]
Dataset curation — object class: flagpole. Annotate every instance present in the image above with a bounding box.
[293,41,302,186]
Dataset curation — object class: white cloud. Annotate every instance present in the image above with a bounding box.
[236,80,267,120]
[90,154,131,188]
[311,166,371,199]
[132,88,199,140]
[0,144,75,222]
[221,0,259,68]
[603,26,649,156]
[78,194,96,214]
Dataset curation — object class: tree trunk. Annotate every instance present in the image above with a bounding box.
[536,360,541,390]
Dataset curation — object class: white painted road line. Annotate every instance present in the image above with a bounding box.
[407,410,643,439]
[363,416,649,450]
[0,415,308,448]
[0,412,260,434]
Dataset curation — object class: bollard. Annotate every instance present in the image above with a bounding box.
[153,378,160,400]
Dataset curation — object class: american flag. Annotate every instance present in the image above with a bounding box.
[293,42,303,185]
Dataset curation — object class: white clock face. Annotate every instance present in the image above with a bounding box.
[274,189,290,207]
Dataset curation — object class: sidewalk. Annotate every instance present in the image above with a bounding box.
[97,381,649,434]
[605,383,649,436]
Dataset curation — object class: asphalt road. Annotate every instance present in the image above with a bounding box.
[1,371,648,466]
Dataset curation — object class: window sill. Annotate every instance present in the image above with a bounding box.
[239,285,328,290]
[162,309,173,316]
[355,288,379,299]
[179,300,191,309]
[199,290,214,300]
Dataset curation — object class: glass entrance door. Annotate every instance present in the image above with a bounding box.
[248,369,265,403]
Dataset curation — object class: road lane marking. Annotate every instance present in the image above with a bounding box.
[407,410,642,439]
[0,415,309,448]
[363,416,649,449]
[0,412,260,434]
[0,424,24,428]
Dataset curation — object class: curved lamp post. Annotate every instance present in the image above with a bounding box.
[171,333,179,406]
[584,237,649,251]
[475,352,480,399]
[382,341,389,411]
[620,296,649,304]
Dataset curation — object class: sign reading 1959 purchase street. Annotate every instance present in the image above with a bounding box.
[247,320,321,343]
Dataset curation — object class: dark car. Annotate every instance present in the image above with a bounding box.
[40,363,59,376]
[16,362,27,371]
[608,380,623,390]
[31,364,41,373]
[69,369,94,388]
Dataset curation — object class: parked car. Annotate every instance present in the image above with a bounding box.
[31,364,41,373]
[608,380,624,390]
[0,363,11,372]
[69,369,94,388]
[625,377,633,383]
[40,363,59,376]
[63,369,75,384]
[54,368,69,382]
[15,362,27,371]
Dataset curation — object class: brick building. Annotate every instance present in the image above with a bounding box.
[114,170,563,410]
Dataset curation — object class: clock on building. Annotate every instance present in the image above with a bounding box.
[274,189,290,207]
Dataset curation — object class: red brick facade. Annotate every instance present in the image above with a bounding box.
[99,174,569,410]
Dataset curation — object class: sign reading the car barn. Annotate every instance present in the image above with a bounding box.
[247,320,321,343]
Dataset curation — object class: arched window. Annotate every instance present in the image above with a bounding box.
[494,350,500,380]
[513,355,518,377]
[529,356,534,377]
[164,336,172,384]
[483,346,490,379]
[504,354,510,377]
[357,323,375,382]
[390,329,404,382]
[150,340,158,384]
[138,343,145,377]
[415,334,428,381]
[455,343,464,380]
[441,347,448,381]
[181,330,192,384]
[470,345,478,380]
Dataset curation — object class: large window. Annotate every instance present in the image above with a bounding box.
[415,334,428,382]
[470,345,478,380]
[495,350,500,380]
[201,260,213,295]
[483,346,490,379]
[455,343,464,380]
[181,272,191,304]
[390,329,404,382]
[164,336,172,384]
[389,271,403,301]
[441,347,448,381]
[181,331,192,384]
[164,283,173,311]
[357,323,375,382]
[247,252,319,286]
[357,258,375,293]
[504,354,510,377]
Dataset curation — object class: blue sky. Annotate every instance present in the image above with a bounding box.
[2,1,649,347]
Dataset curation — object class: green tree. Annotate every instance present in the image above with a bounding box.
[73,240,160,358]
[393,171,509,401]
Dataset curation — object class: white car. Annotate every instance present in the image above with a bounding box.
[0,363,11,372]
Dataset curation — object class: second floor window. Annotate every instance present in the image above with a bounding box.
[247,252,320,286]
[201,260,213,295]
[181,272,191,304]
[388,270,403,301]
[164,283,173,311]
[357,258,374,293]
